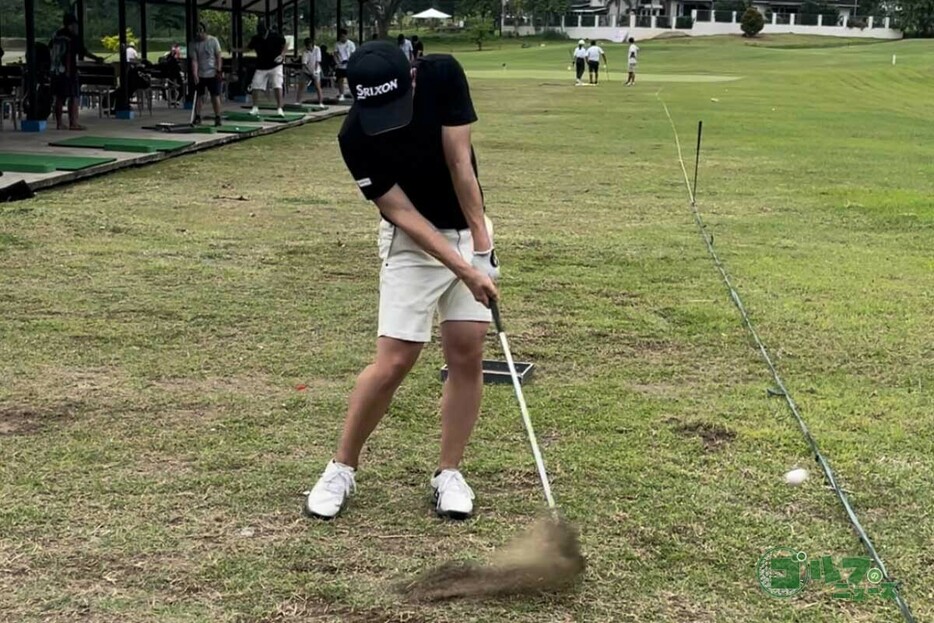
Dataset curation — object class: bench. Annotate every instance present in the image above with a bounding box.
[77,63,117,117]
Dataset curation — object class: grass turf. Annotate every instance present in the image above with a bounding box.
[1,35,932,622]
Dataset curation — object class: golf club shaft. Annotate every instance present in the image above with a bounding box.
[190,90,199,125]
[490,301,557,510]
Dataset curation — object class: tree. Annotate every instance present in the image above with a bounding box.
[895,0,934,36]
[467,13,495,49]
[740,6,764,35]
[368,0,409,38]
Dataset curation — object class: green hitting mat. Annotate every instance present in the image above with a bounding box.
[242,103,327,113]
[49,136,194,153]
[225,111,305,123]
[217,124,262,133]
[0,152,117,174]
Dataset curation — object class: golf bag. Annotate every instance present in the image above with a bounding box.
[21,43,53,120]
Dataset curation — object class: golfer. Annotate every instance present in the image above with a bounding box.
[572,39,587,86]
[298,37,323,105]
[333,29,357,101]
[585,40,606,84]
[626,37,639,86]
[304,41,499,521]
[247,21,287,117]
[189,22,224,127]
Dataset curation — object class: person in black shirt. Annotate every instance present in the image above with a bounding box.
[247,21,286,116]
[50,13,104,130]
[304,41,498,522]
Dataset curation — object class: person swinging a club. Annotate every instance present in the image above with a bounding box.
[304,42,499,521]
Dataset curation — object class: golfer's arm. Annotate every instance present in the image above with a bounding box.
[442,124,491,251]
[374,186,473,278]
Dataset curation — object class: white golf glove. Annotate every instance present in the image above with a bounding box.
[472,248,500,281]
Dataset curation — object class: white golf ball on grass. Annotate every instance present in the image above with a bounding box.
[784,468,809,486]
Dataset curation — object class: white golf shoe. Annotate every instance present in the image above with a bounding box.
[249,106,259,116]
[276,108,284,117]
[431,469,475,520]
[304,460,356,520]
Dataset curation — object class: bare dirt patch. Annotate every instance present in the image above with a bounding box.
[670,419,737,451]
[0,401,81,436]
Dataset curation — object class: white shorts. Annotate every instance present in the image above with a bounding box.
[628,61,637,72]
[251,65,284,91]
[377,217,494,343]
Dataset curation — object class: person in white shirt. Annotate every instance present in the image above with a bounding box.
[397,33,414,62]
[626,37,639,86]
[125,42,139,63]
[571,39,588,86]
[585,40,606,85]
[333,29,357,100]
[298,37,324,105]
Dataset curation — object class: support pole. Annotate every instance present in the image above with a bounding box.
[77,0,86,49]
[309,0,316,40]
[24,0,40,122]
[293,0,300,47]
[336,0,342,34]
[185,0,194,106]
[693,120,703,204]
[140,0,148,60]
[277,1,284,33]
[117,0,130,113]
[358,0,364,42]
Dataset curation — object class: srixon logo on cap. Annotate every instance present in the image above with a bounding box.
[356,78,399,101]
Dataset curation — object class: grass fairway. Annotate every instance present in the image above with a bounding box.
[1,35,932,622]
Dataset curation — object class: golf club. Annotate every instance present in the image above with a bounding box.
[189,91,199,126]
[490,300,556,510]
[402,300,584,601]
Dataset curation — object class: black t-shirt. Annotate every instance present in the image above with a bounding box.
[338,55,479,230]
[249,32,286,70]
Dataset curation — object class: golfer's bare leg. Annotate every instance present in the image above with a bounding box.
[334,336,423,468]
[438,320,487,470]
[211,95,222,117]
[274,88,283,109]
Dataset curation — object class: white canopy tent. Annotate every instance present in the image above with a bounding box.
[412,8,452,19]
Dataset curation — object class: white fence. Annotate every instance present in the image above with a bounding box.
[511,12,901,40]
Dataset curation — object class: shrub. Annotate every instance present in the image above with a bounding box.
[101,28,137,53]
[847,16,868,28]
[676,15,695,28]
[740,7,765,36]
[542,28,569,40]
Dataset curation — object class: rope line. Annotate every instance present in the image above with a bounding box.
[658,95,915,623]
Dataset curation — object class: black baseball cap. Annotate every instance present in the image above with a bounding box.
[347,41,413,136]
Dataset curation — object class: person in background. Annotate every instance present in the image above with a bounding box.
[585,39,606,85]
[247,20,287,117]
[298,37,324,106]
[333,29,356,101]
[171,42,182,60]
[397,33,414,63]
[411,35,424,59]
[571,39,587,86]
[626,37,639,86]
[124,42,139,63]
[189,21,224,127]
[50,12,104,131]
